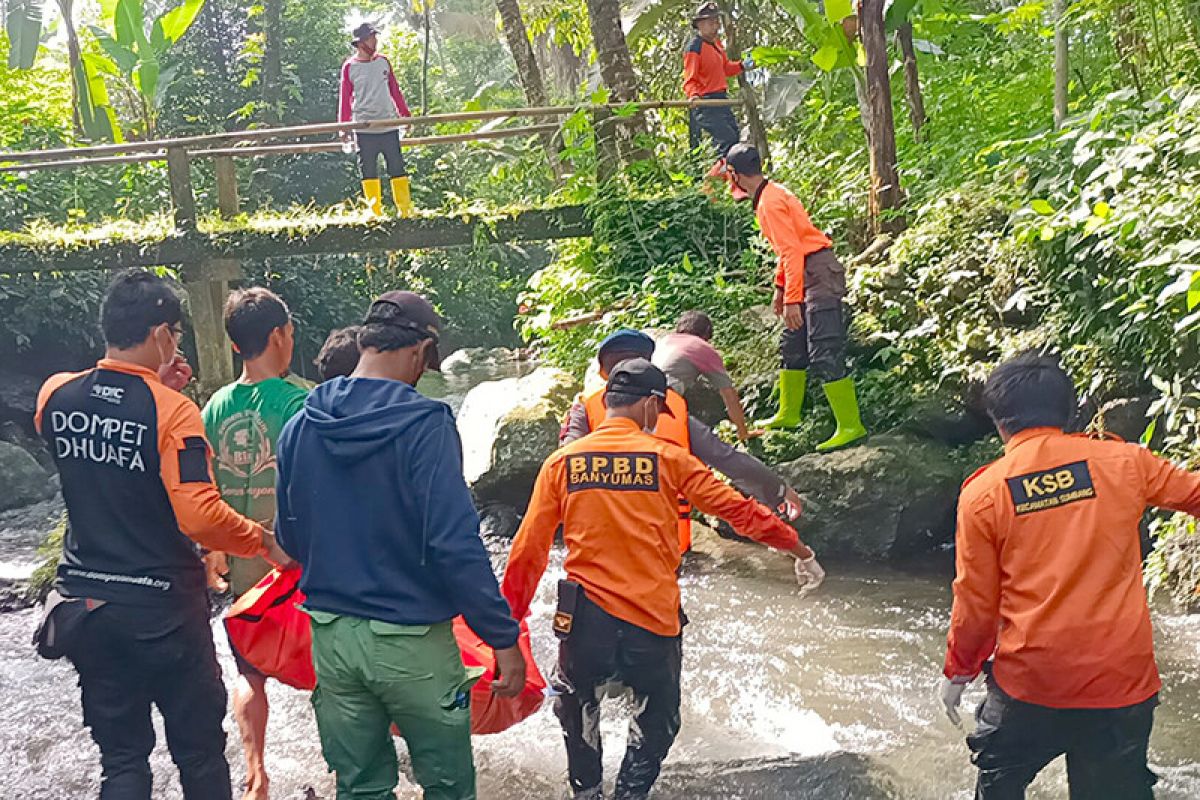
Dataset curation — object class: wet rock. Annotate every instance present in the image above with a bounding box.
[441,347,521,376]
[478,502,522,539]
[774,434,962,560]
[0,441,56,512]
[0,369,39,428]
[0,419,53,472]
[654,753,897,799]
[898,396,994,447]
[1093,396,1157,445]
[459,367,581,507]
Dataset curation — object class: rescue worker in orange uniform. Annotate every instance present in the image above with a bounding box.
[940,353,1200,799]
[559,329,803,552]
[33,269,290,800]
[725,143,868,451]
[684,2,752,181]
[503,360,824,800]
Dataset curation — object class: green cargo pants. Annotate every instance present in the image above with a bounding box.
[307,611,484,800]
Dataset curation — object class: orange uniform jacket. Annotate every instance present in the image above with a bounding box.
[37,360,265,602]
[946,427,1200,709]
[502,417,798,637]
[754,180,833,305]
[584,387,695,551]
[683,35,743,98]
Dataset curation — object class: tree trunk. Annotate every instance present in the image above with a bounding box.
[261,0,283,124]
[584,0,649,159]
[1053,0,1068,128]
[422,4,432,114]
[495,0,562,172]
[58,0,84,136]
[722,5,770,164]
[895,22,926,140]
[859,0,904,234]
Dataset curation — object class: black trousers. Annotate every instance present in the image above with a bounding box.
[356,130,407,180]
[779,302,849,382]
[688,92,740,159]
[66,600,232,800]
[552,595,683,799]
[968,678,1158,800]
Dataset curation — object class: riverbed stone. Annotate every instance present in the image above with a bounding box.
[441,346,520,375]
[774,434,962,560]
[0,440,55,512]
[459,366,580,507]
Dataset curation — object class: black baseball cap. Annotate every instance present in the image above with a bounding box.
[351,23,379,45]
[363,290,443,370]
[606,358,675,416]
[725,143,763,176]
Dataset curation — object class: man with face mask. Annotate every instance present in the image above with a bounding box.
[504,359,818,800]
[34,269,290,800]
[274,291,527,800]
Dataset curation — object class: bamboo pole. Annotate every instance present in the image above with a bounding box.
[0,99,740,164]
[0,123,568,172]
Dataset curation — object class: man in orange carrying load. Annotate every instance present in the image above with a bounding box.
[940,353,1200,799]
[504,359,822,800]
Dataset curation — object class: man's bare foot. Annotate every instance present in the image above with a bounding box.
[240,779,269,800]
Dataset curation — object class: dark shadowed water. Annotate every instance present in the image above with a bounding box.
[1,359,1197,798]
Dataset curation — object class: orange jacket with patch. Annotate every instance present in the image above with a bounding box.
[36,360,265,602]
[683,35,743,98]
[502,416,798,637]
[754,180,833,305]
[945,427,1200,709]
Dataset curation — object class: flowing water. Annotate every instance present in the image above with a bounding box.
[1,359,1199,799]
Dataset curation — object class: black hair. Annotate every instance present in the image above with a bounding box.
[604,391,644,410]
[675,310,714,340]
[357,322,426,354]
[100,269,183,350]
[314,326,361,381]
[223,287,290,360]
[599,350,651,374]
[983,352,1076,435]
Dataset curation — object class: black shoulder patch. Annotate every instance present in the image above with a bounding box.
[686,36,704,54]
[566,452,660,493]
[178,436,212,484]
[1006,460,1096,516]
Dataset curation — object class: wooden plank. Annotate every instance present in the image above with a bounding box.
[214,156,239,217]
[0,100,742,164]
[166,148,196,232]
[0,205,593,274]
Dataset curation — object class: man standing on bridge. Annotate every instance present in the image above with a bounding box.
[940,353,1200,798]
[504,359,820,800]
[340,23,415,217]
[684,2,752,184]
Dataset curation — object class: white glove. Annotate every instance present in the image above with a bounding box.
[794,555,825,597]
[938,676,972,728]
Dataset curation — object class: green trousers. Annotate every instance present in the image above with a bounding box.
[308,611,483,800]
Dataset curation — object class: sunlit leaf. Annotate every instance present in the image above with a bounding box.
[825,0,853,23]
[157,0,205,45]
[1031,199,1055,215]
[5,0,44,69]
[811,43,839,72]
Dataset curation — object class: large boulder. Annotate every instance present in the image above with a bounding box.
[0,440,56,512]
[774,435,963,560]
[459,367,581,507]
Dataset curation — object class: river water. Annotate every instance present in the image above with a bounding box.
[1,359,1199,799]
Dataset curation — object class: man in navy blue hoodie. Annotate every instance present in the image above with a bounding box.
[275,291,526,800]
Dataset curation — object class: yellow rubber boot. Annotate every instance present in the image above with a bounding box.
[361,178,383,216]
[816,376,869,452]
[390,176,415,218]
[757,369,806,430]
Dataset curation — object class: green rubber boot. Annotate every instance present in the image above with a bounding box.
[758,369,807,430]
[816,376,869,452]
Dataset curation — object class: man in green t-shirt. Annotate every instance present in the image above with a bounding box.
[202,287,311,800]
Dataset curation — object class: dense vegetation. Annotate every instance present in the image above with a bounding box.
[2,0,1200,600]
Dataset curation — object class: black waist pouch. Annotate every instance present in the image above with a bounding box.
[554,579,584,640]
[33,590,104,660]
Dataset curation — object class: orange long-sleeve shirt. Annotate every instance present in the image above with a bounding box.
[683,35,743,98]
[502,416,798,636]
[37,360,265,602]
[754,180,834,305]
[946,427,1200,709]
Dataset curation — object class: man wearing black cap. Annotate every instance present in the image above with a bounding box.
[503,359,822,800]
[684,1,750,162]
[339,23,414,216]
[275,291,526,799]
